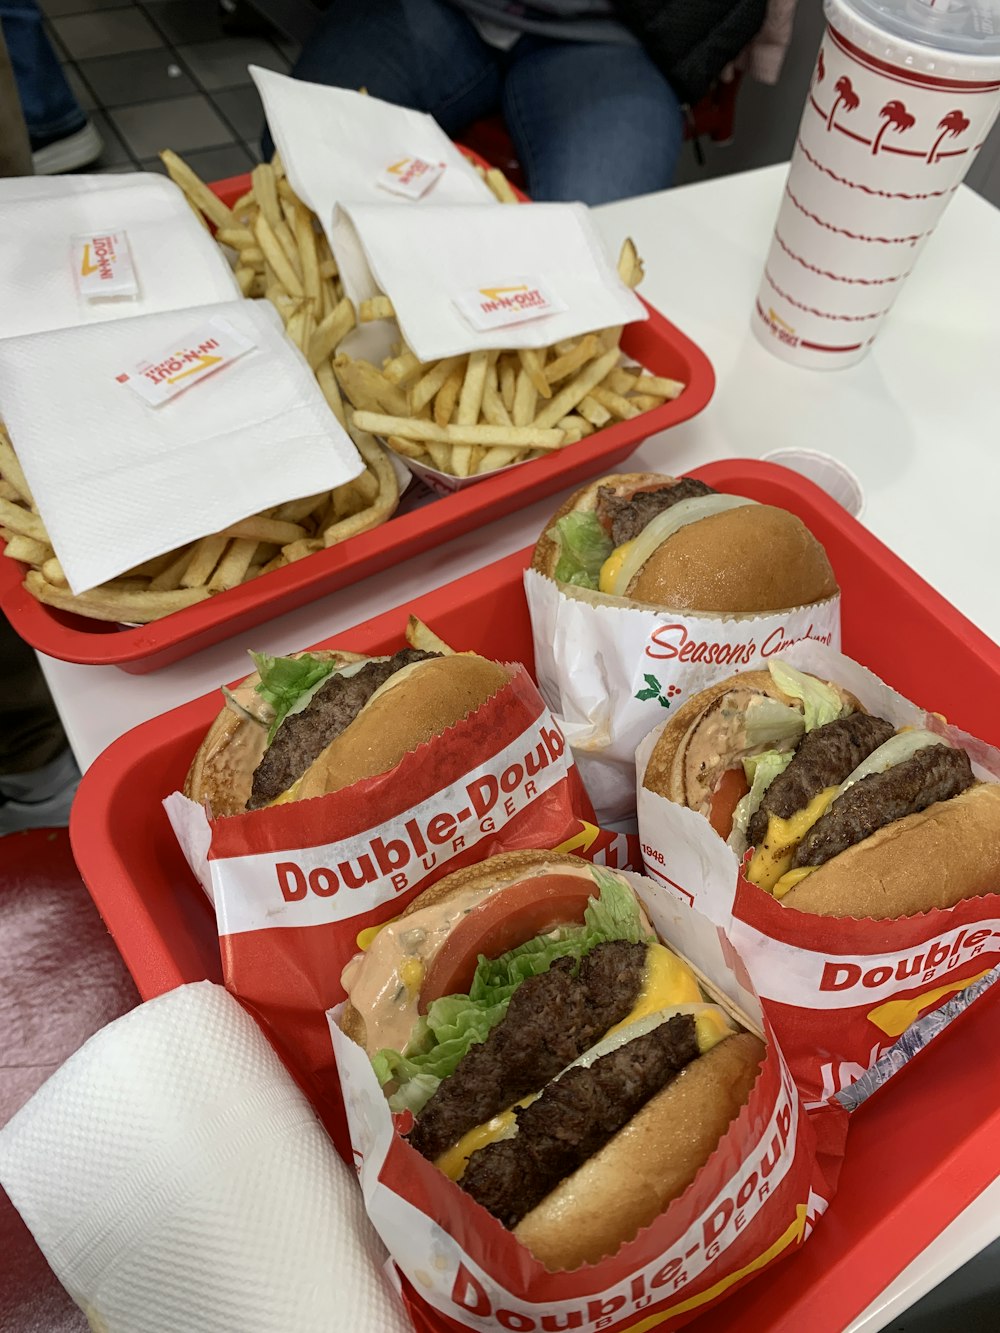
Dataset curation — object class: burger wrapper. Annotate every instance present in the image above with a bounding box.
[326,870,846,1333]
[164,665,615,1146]
[636,640,1000,1109]
[523,568,841,825]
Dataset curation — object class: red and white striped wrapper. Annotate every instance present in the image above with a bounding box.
[636,640,1000,1108]
[163,664,618,1143]
[328,871,847,1333]
[753,0,1000,368]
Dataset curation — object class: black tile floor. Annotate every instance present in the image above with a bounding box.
[39,0,300,180]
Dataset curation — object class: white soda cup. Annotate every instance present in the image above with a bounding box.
[753,0,1000,369]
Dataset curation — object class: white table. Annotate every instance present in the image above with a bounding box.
[36,163,1000,1330]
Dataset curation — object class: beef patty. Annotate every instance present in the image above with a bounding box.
[747,712,895,848]
[793,743,974,869]
[595,478,716,548]
[248,648,438,809]
[460,1013,702,1228]
[409,940,648,1162]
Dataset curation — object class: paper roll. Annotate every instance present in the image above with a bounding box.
[0,982,411,1333]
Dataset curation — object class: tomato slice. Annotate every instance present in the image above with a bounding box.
[419,874,596,1011]
[709,767,750,840]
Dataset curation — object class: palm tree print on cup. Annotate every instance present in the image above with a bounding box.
[872,100,916,154]
[827,75,860,132]
[816,48,825,85]
[927,110,970,163]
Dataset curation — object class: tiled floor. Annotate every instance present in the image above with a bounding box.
[38,0,300,179]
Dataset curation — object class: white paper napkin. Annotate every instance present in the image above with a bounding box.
[0,173,240,340]
[0,982,411,1333]
[0,298,363,594]
[250,65,492,234]
[333,201,647,360]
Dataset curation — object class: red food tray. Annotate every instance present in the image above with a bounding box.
[70,459,1000,1333]
[0,174,713,674]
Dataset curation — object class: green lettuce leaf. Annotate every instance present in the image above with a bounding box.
[372,870,649,1114]
[548,512,614,590]
[249,650,337,744]
[768,660,844,733]
[730,750,794,845]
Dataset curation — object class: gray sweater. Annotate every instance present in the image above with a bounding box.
[447,0,636,47]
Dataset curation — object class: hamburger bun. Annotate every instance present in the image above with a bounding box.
[185,652,508,815]
[779,783,1000,919]
[514,1032,764,1271]
[532,473,838,613]
[342,851,765,1270]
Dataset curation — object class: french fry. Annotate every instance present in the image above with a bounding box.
[628,394,667,412]
[180,534,228,588]
[634,373,684,400]
[0,497,46,543]
[351,467,379,505]
[499,355,517,414]
[386,434,425,460]
[532,346,621,429]
[316,361,347,429]
[307,297,356,369]
[235,266,255,296]
[511,367,537,427]
[411,356,462,411]
[588,385,640,420]
[221,515,309,545]
[425,441,451,471]
[517,348,551,399]
[0,480,18,502]
[334,355,410,415]
[319,258,339,280]
[456,351,489,425]
[274,218,303,281]
[251,162,282,230]
[216,227,256,250]
[4,534,53,565]
[577,394,612,427]
[359,295,396,322]
[148,546,195,593]
[544,335,599,385]
[617,237,644,289]
[383,351,423,387]
[159,150,234,231]
[0,427,34,505]
[557,414,594,437]
[405,615,455,655]
[294,207,321,305]
[282,537,323,562]
[273,492,328,524]
[481,362,512,427]
[26,570,209,624]
[41,556,67,587]
[485,167,519,204]
[352,412,564,450]
[323,429,399,545]
[433,363,465,427]
[208,538,258,591]
[253,213,303,297]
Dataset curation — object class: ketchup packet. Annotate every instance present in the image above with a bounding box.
[328,870,845,1333]
[164,664,602,1138]
[636,640,1000,1107]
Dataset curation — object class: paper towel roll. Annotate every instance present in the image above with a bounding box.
[0,982,411,1333]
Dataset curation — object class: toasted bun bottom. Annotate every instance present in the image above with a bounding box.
[780,782,1000,919]
[514,1032,765,1271]
[339,850,589,1050]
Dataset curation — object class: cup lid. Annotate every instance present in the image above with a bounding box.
[840,0,1000,56]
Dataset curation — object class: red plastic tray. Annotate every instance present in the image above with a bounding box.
[70,459,1000,1332]
[0,175,713,674]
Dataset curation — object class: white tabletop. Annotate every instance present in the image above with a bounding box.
[36,162,1000,1329]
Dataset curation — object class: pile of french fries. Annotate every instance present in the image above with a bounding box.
[0,154,400,626]
[336,241,686,479]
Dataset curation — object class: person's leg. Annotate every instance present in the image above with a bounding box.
[0,1,101,172]
[288,0,502,139]
[502,38,685,205]
[0,21,31,176]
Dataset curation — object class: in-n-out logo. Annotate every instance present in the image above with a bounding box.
[376,154,445,199]
[117,316,255,406]
[72,230,137,300]
[454,276,566,333]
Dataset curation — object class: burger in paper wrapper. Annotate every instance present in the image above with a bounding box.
[524,473,842,823]
[636,641,1000,1106]
[330,856,841,1332]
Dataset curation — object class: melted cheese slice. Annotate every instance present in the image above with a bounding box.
[747,787,838,892]
[597,494,756,597]
[433,942,721,1183]
[771,866,817,900]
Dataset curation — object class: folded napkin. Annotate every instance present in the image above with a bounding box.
[251,65,492,235]
[332,201,647,360]
[0,982,411,1333]
[0,299,362,593]
[0,173,239,340]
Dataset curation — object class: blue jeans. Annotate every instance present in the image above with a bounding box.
[286,0,684,205]
[0,0,84,145]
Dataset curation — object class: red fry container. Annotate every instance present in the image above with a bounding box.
[71,459,1000,1333]
[0,170,714,673]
